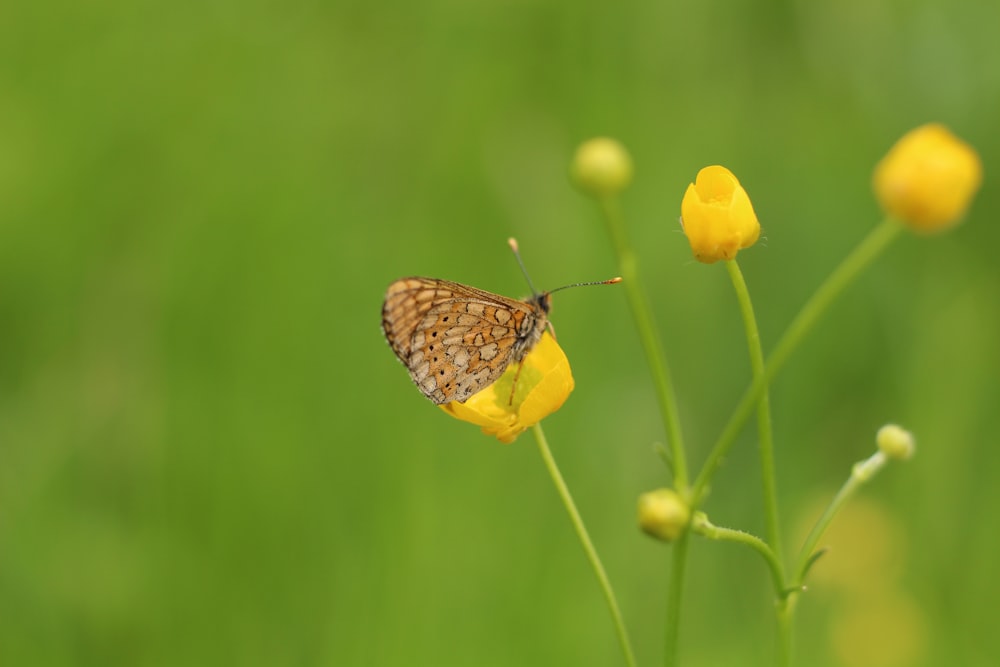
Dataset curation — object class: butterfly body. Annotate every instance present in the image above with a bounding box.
[382,277,551,404]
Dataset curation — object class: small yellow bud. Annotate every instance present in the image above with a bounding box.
[873,124,982,233]
[571,137,633,197]
[679,165,761,264]
[638,488,690,543]
[876,424,915,461]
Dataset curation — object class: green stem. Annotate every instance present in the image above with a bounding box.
[597,196,688,491]
[691,514,784,598]
[664,530,689,667]
[726,260,784,571]
[532,423,637,667]
[692,219,903,504]
[725,259,789,666]
[776,600,794,667]
[596,196,689,666]
[792,451,889,587]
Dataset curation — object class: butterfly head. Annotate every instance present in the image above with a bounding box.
[530,292,552,314]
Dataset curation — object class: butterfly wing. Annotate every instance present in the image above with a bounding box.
[382,277,546,404]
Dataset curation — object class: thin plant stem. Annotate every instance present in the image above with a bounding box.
[691,515,784,597]
[532,423,637,667]
[776,601,794,667]
[692,219,903,503]
[664,530,689,667]
[792,451,889,588]
[597,196,688,491]
[725,259,790,667]
[594,196,689,666]
[726,260,784,568]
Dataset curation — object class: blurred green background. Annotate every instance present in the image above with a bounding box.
[2,1,998,665]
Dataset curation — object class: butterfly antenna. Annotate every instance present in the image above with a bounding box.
[547,276,623,295]
[509,238,622,295]
[507,237,541,297]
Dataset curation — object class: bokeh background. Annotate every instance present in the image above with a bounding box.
[2,1,998,666]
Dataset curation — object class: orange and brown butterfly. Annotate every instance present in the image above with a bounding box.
[382,238,620,405]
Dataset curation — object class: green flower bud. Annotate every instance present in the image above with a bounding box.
[876,424,915,461]
[638,488,690,543]
[571,137,633,197]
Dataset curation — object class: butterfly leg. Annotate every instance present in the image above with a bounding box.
[507,359,526,406]
[508,322,555,404]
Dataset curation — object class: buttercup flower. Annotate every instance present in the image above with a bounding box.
[638,488,690,542]
[680,166,761,263]
[571,137,634,197]
[873,124,982,233]
[439,332,574,443]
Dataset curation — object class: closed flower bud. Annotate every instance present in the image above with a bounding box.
[876,424,915,461]
[680,166,761,263]
[571,137,633,197]
[873,124,982,233]
[638,488,690,542]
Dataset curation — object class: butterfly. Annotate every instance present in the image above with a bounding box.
[382,239,620,405]
[382,277,552,404]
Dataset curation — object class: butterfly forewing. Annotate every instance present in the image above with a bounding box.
[382,277,548,404]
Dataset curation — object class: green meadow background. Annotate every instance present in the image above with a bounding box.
[2,1,998,666]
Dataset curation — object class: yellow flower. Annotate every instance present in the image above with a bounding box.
[439,332,574,443]
[571,137,634,197]
[873,123,982,233]
[680,166,761,263]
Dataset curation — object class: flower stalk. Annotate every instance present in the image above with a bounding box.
[792,449,891,589]
[597,195,690,667]
[598,196,689,489]
[692,218,904,504]
[572,138,688,489]
[691,513,784,597]
[725,259,790,665]
[532,423,637,667]
[664,530,689,667]
[725,259,783,568]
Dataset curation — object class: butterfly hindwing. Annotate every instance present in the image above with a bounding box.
[382,277,547,404]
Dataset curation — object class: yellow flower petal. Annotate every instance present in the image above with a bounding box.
[680,166,761,264]
[438,332,574,443]
[873,124,982,233]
